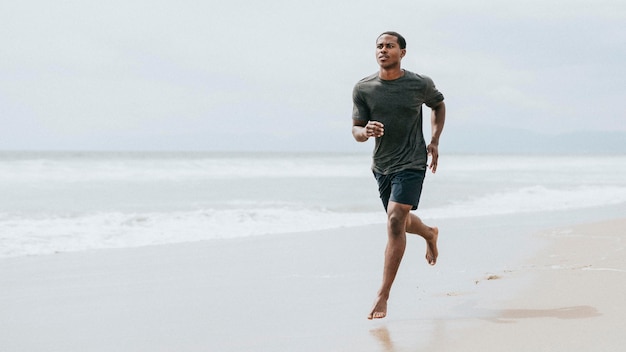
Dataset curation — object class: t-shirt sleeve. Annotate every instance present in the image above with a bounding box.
[352,84,370,121]
[423,76,444,108]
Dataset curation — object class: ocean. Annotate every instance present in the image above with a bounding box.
[1,151,626,258]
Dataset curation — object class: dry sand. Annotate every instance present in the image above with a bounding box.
[0,217,624,351]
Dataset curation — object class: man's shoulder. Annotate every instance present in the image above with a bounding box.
[403,70,433,82]
[356,72,379,85]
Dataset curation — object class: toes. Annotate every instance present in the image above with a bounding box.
[370,312,385,319]
[426,254,437,266]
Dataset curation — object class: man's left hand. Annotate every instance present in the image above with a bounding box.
[427,143,439,173]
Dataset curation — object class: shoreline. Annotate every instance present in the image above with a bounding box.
[1,214,624,351]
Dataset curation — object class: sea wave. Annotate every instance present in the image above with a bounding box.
[0,206,385,257]
[422,185,626,219]
[2,185,625,258]
[0,154,372,183]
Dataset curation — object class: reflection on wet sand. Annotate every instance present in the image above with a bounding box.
[369,306,600,351]
[370,326,394,352]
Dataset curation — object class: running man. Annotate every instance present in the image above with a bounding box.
[351,31,446,320]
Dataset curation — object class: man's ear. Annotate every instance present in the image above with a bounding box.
[400,49,406,58]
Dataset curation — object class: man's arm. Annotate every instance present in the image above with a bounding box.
[427,101,446,173]
[352,119,384,142]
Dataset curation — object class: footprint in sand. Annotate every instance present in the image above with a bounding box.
[475,274,502,285]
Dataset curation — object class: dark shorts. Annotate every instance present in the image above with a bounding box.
[373,168,426,212]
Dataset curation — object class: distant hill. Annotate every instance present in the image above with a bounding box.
[443,126,626,154]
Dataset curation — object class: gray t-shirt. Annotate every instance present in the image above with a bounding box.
[352,70,444,175]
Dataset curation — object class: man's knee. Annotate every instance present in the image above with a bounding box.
[387,202,411,232]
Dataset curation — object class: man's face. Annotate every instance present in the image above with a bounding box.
[376,34,405,69]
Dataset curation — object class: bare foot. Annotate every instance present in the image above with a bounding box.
[368,295,388,320]
[425,227,439,266]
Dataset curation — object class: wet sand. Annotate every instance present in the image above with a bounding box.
[439,217,626,351]
[0,216,624,351]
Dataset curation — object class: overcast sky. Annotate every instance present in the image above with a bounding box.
[1,0,624,152]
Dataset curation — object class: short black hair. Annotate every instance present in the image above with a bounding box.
[378,31,406,49]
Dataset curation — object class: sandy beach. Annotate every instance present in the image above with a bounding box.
[441,217,626,352]
[1,214,625,351]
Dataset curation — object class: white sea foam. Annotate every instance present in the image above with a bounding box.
[1,152,625,258]
[422,185,626,219]
[0,206,386,257]
[2,184,625,257]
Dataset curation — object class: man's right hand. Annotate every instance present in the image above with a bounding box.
[365,121,385,138]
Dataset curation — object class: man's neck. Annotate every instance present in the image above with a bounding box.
[378,67,404,81]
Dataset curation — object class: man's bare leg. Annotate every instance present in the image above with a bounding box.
[368,201,411,320]
[406,213,439,265]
